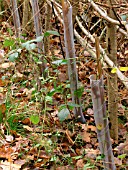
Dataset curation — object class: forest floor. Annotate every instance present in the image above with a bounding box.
[0,13,128,170]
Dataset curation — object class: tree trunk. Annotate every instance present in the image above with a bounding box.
[70,0,79,25]
[44,3,51,55]
[10,0,21,38]
[62,1,86,123]
[106,0,118,141]
[22,0,32,34]
[0,0,2,22]
[31,0,46,79]
[90,75,116,170]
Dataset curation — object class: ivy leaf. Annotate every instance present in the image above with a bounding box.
[8,52,19,62]
[25,43,37,50]
[72,155,83,160]
[22,36,43,46]
[47,89,56,96]
[52,60,63,65]
[118,154,126,159]
[120,14,128,21]
[67,102,81,107]
[58,108,70,122]
[30,115,40,124]
[96,154,105,160]
[34,36,44,42]
[52,59,67,66]
[45,96,53,102]
[84,163,95,169]
[44,30,60,37]
[74,86,84,98]
[3,39,15,47]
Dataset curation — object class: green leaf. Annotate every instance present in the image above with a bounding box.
[84,163,95,169]
[0,11,5,15]
[22,42,28,48]
[17,49,22,53]
[1,76,8,80]
[50,155,57,161]
[30,115,40,124]
[25,43,37,50]
[22,36,43,46]
[52,60,63,65]
[44,30,60,37]
[120,14,128,21]
[65,84,70,88]
[84,163,91,168]
[22,33,27,37]
[61,59,67,64]
[118,154,126,159]
[119,67,128,72]
[0,112,3,123]
[33,56,39,63]
[111,68,117,73]
[74,86,84,98]
[96,154,105,160]
[47,89,56,96]
[72,155,83,160]
[35,36,44,42]
[59,104,67,111]
[58,108,70,122]
[3,39,15,47]
[45,96,52,102]
[7,28,13,36]
[22,40,37,50]
[52,59,67,66]
[20,38,26,43]
[67,102,81,107]
[8,52,19,62]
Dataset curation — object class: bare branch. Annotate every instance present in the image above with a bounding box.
[76,16,128,88]
[47,0,128,89]
[88,0,128,33]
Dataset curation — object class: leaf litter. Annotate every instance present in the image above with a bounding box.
[0,8,128,170]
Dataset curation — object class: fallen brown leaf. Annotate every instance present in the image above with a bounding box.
[76,159,84,169]
[81,131,91,143]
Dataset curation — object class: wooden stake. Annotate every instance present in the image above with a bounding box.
[95,36,102,79]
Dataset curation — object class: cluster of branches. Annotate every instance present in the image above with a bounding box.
[47,0,128,89]
[7,0,128,88]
